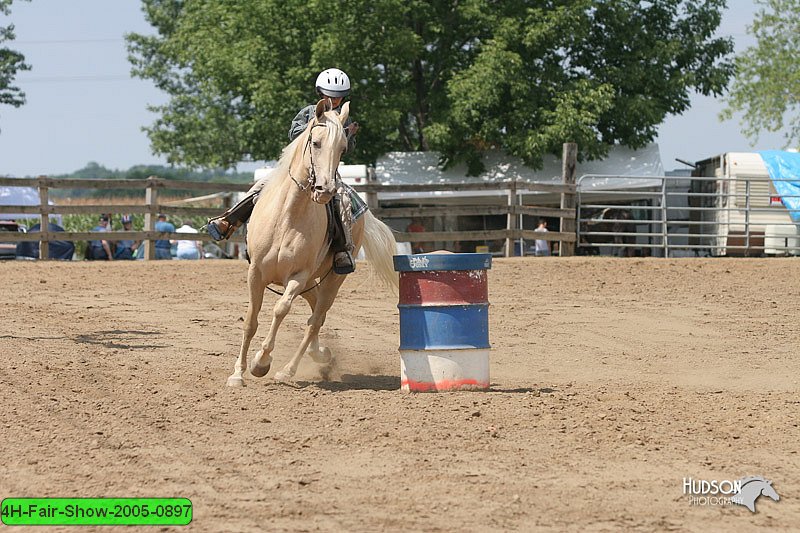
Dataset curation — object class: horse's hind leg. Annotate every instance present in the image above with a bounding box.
[275,275,345,382]
[300,290,332,365]
[251,277,306,378]
[227,268,266,387]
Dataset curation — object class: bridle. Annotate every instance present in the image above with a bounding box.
[289,122,328,192]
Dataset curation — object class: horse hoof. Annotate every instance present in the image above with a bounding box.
[250,362,271,378]
[309,346,332,365]
[226,375,245,387]
[274,370,292,383]
[249,353,272,378]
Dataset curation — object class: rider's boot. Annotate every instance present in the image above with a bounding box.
[206,192,258,241]
[333,250,355,275]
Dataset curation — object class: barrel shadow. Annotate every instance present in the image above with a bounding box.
[310,374,401,392]
[487,386,559,394]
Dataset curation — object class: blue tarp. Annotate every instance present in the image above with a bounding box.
[15,223,75,260]
[758,150,800,222]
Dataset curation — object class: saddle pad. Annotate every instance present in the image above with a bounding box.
[345,183,368,221]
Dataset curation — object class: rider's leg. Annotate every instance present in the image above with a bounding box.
[331,194,355,275]
[206,177,269,241]
[206,192,257,241]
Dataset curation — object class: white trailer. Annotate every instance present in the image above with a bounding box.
[693,152,798,256]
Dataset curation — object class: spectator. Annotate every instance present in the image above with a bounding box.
[154,214,174,260]
[113,215,138,259]
[406,218,428,254]
[87,215,113,260]
[534,218,551,257]
[173,221,203,260]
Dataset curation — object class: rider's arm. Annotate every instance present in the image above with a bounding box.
[288,105,315,142]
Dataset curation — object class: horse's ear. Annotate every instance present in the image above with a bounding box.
[338,101,350,125]
[315,99,329,120]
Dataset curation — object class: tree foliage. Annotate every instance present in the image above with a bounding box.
[129,0,733,173]
[45,161,252,200]
[721,0,800,149]
[0,0,30,124]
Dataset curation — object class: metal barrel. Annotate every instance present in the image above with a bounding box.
[393,253,492,392]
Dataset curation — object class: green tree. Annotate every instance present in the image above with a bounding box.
[721,0,800,149]
[0,0,30,125]
[129,0,733,173]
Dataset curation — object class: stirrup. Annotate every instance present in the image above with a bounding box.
[333,251,355,275]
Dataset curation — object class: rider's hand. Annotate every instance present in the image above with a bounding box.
[346,122,360,137]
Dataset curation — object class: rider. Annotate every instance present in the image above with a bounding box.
[206,68,360,274]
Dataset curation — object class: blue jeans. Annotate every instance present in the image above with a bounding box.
[177,249,200,260]
[155,247,172,260]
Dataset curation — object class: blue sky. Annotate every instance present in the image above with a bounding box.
[0,1,792,177]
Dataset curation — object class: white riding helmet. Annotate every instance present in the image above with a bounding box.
[315,68,351,98]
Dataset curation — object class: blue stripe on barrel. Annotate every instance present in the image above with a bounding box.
[398,304,490,350]
[393,253,492,272]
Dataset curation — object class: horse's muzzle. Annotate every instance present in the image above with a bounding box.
[312,189,334,204]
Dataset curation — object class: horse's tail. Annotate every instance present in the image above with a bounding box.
[361,210,399,294]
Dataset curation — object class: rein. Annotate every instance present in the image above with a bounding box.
[266,266,334,297]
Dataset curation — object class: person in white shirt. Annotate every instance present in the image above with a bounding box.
[173,223,203,260]
[534,218,551,257]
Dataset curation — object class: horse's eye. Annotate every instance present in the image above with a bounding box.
[313,141,321,149]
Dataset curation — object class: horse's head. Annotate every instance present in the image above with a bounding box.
[301,98,350,204]
[761,480,780,502]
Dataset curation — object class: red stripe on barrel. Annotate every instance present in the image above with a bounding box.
[399,270,488,305]
[401,377,489,392]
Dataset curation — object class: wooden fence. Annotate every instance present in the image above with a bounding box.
[0,154,578,260]
[353,180,576,257]
[0,175,251,259]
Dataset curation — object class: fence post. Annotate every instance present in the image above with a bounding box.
[366,167,379,211]
[745,179,751,254]
[38,176,50,260]
[223,193,235,258]
[661,178,669,257]
[144,176,159,260]
[506,179,518,257]
[560,143,577,256]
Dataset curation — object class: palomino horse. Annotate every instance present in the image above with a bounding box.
[227,99,398,387]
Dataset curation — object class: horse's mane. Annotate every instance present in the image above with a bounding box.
[261,111,346,197]
[739,476,768,487]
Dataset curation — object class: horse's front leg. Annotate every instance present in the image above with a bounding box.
[228,268,266,387]
[249,277,305,378]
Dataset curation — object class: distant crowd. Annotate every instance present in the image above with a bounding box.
[11,214,207,261]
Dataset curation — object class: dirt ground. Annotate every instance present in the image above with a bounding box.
[1,257,798,532]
